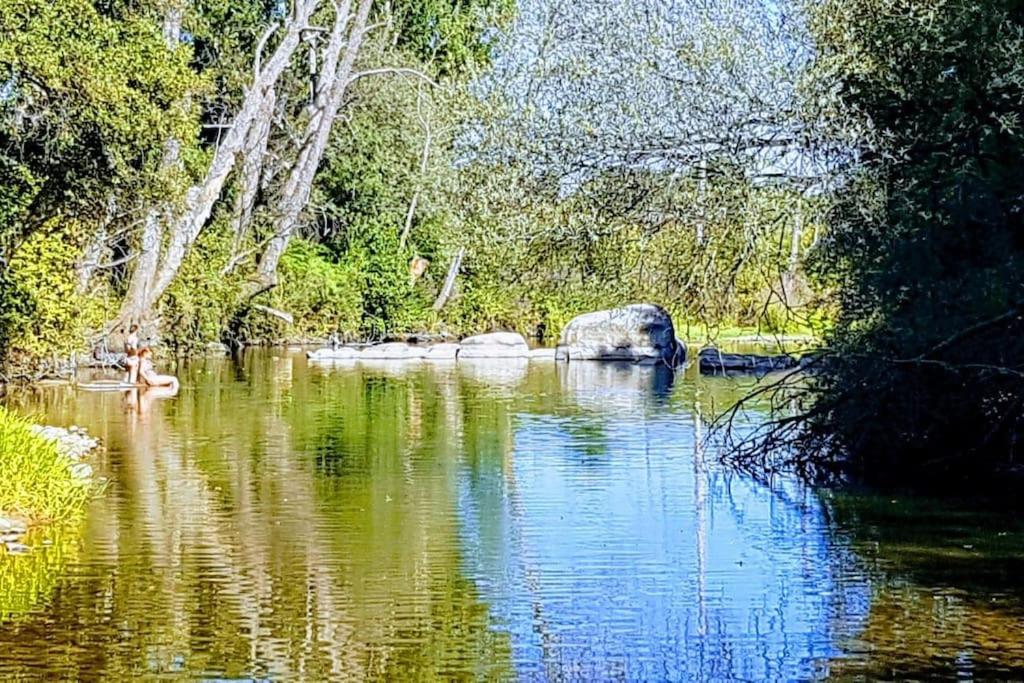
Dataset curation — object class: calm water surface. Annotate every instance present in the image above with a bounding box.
[2,350,1024,680]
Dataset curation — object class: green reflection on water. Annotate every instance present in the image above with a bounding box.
[824,492,1024,679]
[2,351,1024,680]
[0,524,81,621]
[0,357,516,680]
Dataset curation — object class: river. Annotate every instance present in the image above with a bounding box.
[1,349,1023,680]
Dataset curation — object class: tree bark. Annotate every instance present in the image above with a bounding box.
[118,0,321,321]
[120,211,164,325]
[230,86,278,260]
[433,247,464,311]
[75,196,117,294]
[250,0,374,296]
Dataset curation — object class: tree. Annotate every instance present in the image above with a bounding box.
[726,0,1024,488]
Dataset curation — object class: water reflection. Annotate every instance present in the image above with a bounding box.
[0,351,1022,679]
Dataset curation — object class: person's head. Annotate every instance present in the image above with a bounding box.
[129,324,140,334]
[139,347,152,360]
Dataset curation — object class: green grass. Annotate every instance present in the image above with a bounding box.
[0,407,92,522]
[675,322,819,343]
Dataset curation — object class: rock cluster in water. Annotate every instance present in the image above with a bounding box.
[308,305,687,367]
[1,425,100,554]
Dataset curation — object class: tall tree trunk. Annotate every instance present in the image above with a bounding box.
[788,201,804,273]
[75,196,117,294]
[120,211,164,325]
[229,86,278,261]
[250,0,374,296]
[117,2,185,324]
[118,0,321,321]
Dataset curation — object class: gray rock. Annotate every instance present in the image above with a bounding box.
[556,304,685,366]
[458,332,530,359]
[307,347,359,361]
[423,343,460,361]
[70,462,94,481]
[359,343,427,361]
[4,542,30,554]
[29,425,99,461]
[698,347,798,375]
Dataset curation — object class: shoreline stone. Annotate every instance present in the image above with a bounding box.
[458,332,530,359]
[423,343,460,361]
[359,343,427,361]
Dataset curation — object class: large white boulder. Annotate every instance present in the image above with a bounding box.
[458,332,530,359]
[555,304,685,366]
[359,343,426,360]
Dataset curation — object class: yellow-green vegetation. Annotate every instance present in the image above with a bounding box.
[0,0,822,368]
[0,526,80,621]
[1,222,109,363]
[0,408,91,522]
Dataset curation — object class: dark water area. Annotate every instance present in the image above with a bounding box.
[1,350,1023,680]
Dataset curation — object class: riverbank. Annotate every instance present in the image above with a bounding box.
[0,408,99,553]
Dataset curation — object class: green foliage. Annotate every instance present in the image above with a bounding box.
[0,222,107,362]
[0,407,92,522]
[783,0,1024,485]
[440,162,822,341]
[388,0,515,75]
[259,240,364,340]
[0,0,201,258]
[160,223,245,350]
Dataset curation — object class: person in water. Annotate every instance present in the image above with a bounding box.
[123,324,141,385]
[138,347,179,390]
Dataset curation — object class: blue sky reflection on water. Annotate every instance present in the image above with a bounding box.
[456,368,870,681]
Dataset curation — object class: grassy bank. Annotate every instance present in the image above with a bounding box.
[0,408,92,523]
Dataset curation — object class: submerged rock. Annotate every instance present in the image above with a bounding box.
[0,517,27,535]
[698,347,799,375]
[69,462,94,481]
[458,332,530,359]
[556,304,685,366]
[307,347,359,361]
[359,343,427,360]
[423,343,460,361]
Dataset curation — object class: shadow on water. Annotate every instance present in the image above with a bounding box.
[0,350,1022,679]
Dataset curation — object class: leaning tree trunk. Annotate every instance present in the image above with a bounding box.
[227,86,278,269]
[117,0,321,322]
[118,2,185,325]
[120,211,165,325]
[249,0,374,296]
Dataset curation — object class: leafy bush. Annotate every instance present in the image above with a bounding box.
[0,222,107,364]
[257,240,365,341]
[161,224,245,350]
